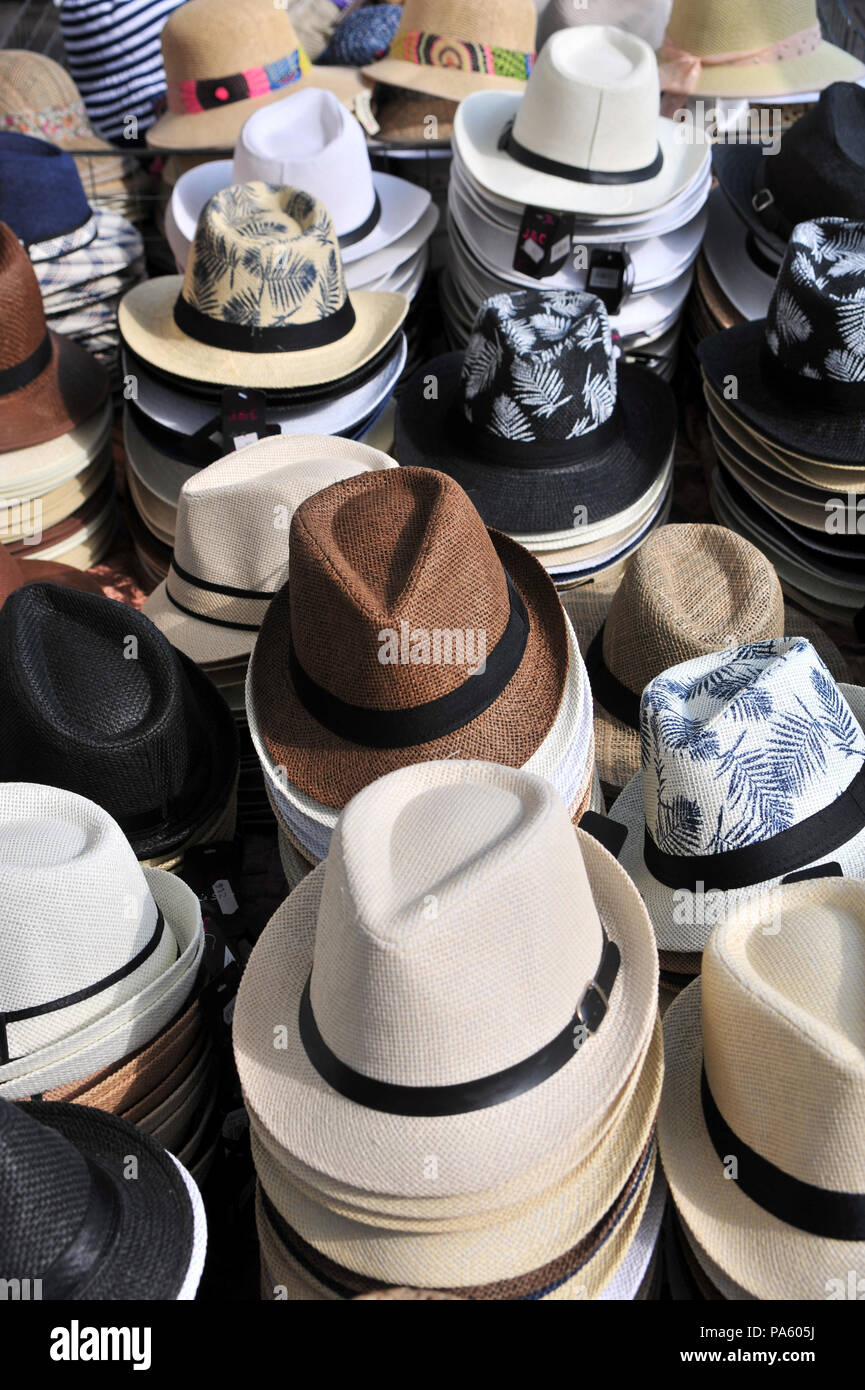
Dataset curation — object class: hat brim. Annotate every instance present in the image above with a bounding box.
[10,558,105,598]
[394,355,677,534]
[118,276,408,390]
[710,145,786,263]
[0,399,111,493]
[234,826,659,1197]
[667,41,864,98]
[702,186,778,321]
[145,67,368,152]
[0,332,108,452]
[361,58,530,104]
[454,91,710,218]
[659,979,865,1297]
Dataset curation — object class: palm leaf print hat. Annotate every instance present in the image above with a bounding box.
[394,288,676,535]
[119,183,408,391]
[608,637,865,954]
[699,217,865,465]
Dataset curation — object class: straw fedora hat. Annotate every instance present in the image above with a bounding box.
[562,523,848,791]
[660,874,865,1297]
[119,184,407,392]
[454,26,710,219]
[362,0,537,102]
[0,397,110,497]
[143,434,398,666]
[609,639,865,953]
[658,0,864,99]
[233,759,658,1196]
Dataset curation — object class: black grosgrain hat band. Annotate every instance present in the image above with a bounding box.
[287,572,530,750]
[173,293,356,353]
[585,623,641,729]
[643,760,865,893]
[701,1066,865,1240]
[39,1157,121,1299]
[0,332,52,397]
[455,399,623,468]
[299,928,620,1117]
[338,193,381,250]
[499,120,663,186]
[759,341,865,411]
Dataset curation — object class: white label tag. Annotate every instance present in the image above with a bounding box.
[232,431,259,451]
[213,878,238,915]
[522,238,544,264]
[353,90,380,137]
[550,234,571,262]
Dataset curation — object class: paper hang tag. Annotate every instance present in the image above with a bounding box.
[353,89,380,137]
[221,388,280,451]
[585,249,629,316]
[513,206,574,280]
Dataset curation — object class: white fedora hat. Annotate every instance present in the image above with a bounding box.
[142,433,398,666]
[609,639,865,952]
[660,875,865,1298]
[454,25,710,218]
[233,759,658,1197]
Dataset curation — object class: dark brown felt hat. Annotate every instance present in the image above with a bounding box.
[0,222,108,452]
[251,466,568,808]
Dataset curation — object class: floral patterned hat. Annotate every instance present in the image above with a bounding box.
[394,288,677,535]
[699,217,865,467]
[608,637,865,953]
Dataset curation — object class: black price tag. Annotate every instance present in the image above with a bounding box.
[586,248,629,315]
[220,388,280,451]
[514,206,574,280]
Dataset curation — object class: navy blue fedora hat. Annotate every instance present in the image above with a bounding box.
[0,132,93,250]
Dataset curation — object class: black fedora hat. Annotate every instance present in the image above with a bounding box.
[713,83,865,261]
[0,1098,204,1300]
[0,583,238,861]
[394,288,676,535]
[700,217,865,467]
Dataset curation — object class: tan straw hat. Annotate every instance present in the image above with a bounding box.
[146,0,366,152]
[563,523,848,792]
[659,875,865,1298]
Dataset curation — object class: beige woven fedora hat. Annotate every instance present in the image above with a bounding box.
[146,0,366,153]
[362,0,537,103]
[562,523,848,791]
[658,0,864,99]
[119,184,408,391]
[233,759,658,1197]
[143,434,398,666]
[660,875,865,1298]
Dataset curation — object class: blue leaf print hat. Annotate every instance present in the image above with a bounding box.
[608,637,865,953]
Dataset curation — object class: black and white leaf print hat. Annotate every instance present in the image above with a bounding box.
[607,636,865,953]
[700,217,865,465]
[119,182,408,391]
[394,287,676,534]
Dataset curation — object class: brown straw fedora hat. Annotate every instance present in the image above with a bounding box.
[249,466,569,808]
[362,0,537,103]
[0,225,108,453]
[0,536,104,603]
[562,523,848,792]
[146,0,366,152]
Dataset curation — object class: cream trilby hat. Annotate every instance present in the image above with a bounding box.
[142,434,398,666]
[658,0,864,100]
[0,784,203,1089]
[119,184,408,391]
[454,26,710,219]
[562,523,848,791]
[145,0,366,152]
[609,639,865,954]
[660,875,865,1298]
[233,758,658,1197]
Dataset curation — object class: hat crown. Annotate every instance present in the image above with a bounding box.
[762,84,865,226]
[703,878,865,1191]
[0,1099,97,1280]
[603,524,784,696]
[181,183,348,332]
[0,50,84,122]
[665,0,819,57]
[539,0,671,53]
[460,289,617,445]
[639,637,865,856]
[763,218,865,388]
[311,760,604,1087]
[287,467,511,710]
[0,134,90,247]
[512,26,661,177]
[0,784,169,1061]
[161,0,303,82]
[234,90,376,236]
[0,223,48,375]
[395,0,537,51]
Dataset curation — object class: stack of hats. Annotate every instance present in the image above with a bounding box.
[166,88,438,306]
[659,869,865,1298]
[396,289,678,588]
[0,50,150,222]
[245,465,600,881]
[234,759,665,1300]
[445,26,712,379]
[0,782,218,1184]
[140,434,398,826]
[699,217,865,628]
[118,182,408,575]
[0,226,115,574]
[0,133,146,387]
[606,637,865,1002]
[0,586,240,873]
[0,1096,208,1300]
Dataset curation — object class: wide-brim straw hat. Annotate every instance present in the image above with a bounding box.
[0,398,111,495]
